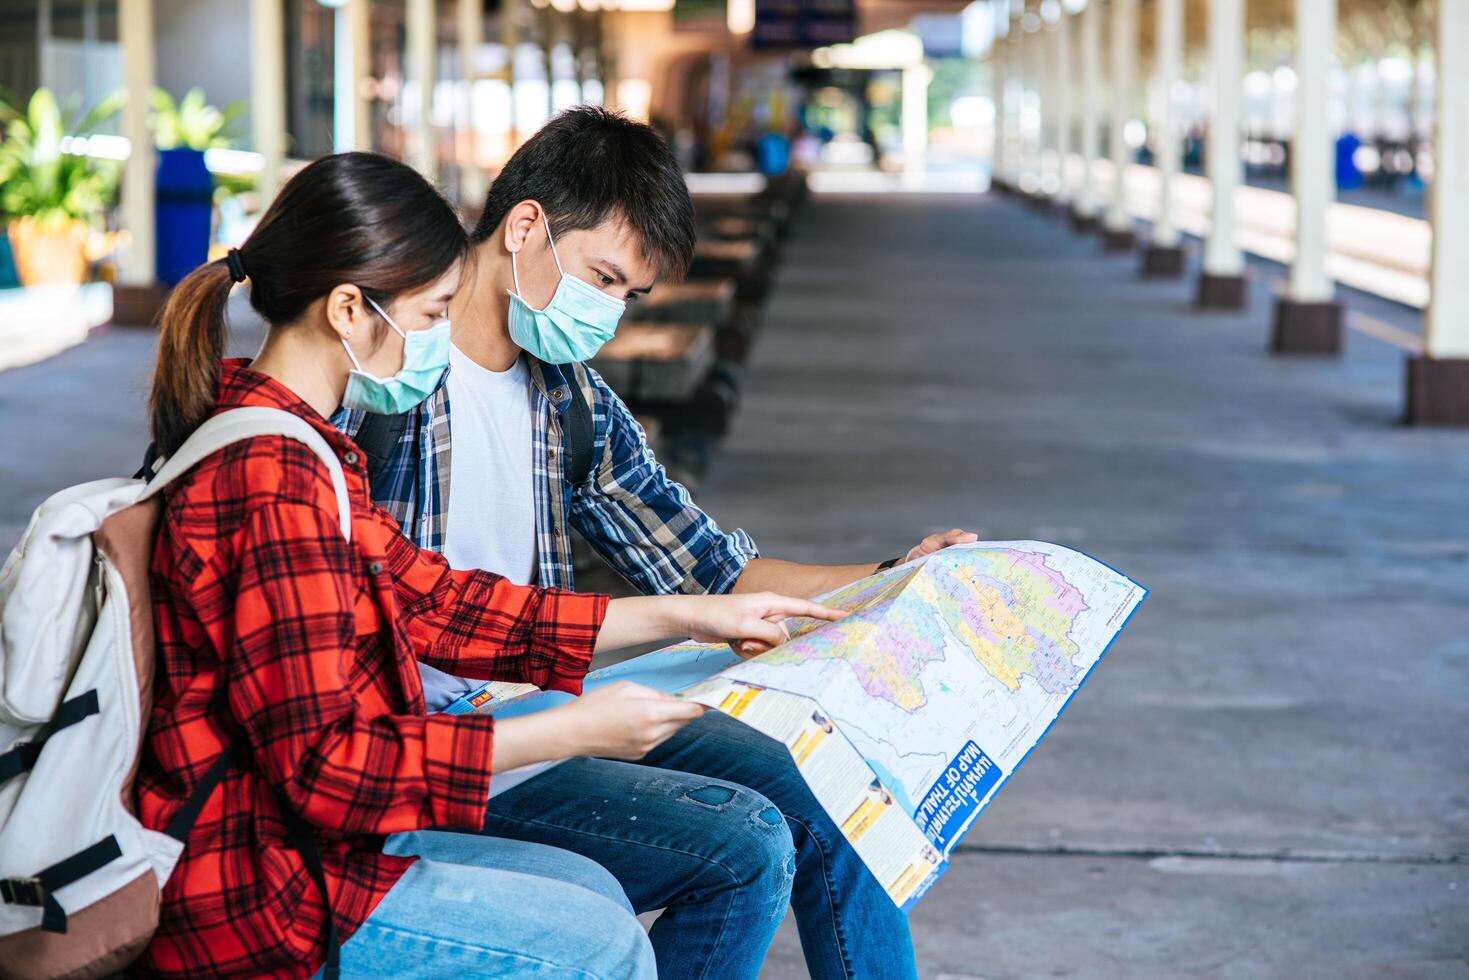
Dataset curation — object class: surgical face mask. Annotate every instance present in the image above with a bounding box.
[340,295,451,415]
[506,213,626,364]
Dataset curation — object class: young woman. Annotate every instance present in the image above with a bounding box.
[136,152,841,979]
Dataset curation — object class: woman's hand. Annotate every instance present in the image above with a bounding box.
[491,682,707,771]
[554,682,707,760]
[596,593,846,654]
[685,592,847,658]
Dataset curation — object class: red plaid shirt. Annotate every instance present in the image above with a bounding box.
[136,361,608,978]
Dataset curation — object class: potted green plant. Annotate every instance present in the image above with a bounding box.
[0,88,123,287]
[149,87,246,285]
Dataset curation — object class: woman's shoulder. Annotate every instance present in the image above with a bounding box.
[162,433,343,543]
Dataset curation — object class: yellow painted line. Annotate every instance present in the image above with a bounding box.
[1348,311,1424,354]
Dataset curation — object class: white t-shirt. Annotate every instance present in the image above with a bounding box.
[442,345,538,584]
[416,347,539,711]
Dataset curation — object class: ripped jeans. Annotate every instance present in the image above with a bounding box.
[482,712,917,980]
[481,749,797,980]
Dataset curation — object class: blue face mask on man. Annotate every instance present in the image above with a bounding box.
[339,294,451,415]
[506,213,626,365]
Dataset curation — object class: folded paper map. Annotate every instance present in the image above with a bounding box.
[472,541,1147,909]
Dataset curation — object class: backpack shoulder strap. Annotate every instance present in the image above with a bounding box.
[561,365,596,487]
[141,407,352,541]
[354,410,412,492]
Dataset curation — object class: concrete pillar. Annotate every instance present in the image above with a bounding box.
[1022,19,1044,195]
[1003,25,1024,188]
[1141,0,1184,277]
[406,0,437,180]
[1072,0,1102,230]
[1407,0,1469,424]
[458,0,487,204]
[503,0,522,144]
[82,0,98,45]
[334,0,374,152]
[1196,0,1247,309]
[1050,11,1072,204]
[1272,0,1342,352]
[250,0,287,206]
[118,0,155,288]
[37,0,52,91]
[990,11,1011,190]
[901,63,931,176]
[1036,19,1055,197]
[1101,0,1137,251]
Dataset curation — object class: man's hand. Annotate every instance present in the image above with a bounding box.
[902,528,979,564]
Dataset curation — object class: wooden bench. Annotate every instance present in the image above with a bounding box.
[590,322,715,403]
[688,239,760,281]
[627,279,737,328]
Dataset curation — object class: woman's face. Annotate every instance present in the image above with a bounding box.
[343,262,462,379]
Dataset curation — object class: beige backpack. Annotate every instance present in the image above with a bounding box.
[0,407,349,980]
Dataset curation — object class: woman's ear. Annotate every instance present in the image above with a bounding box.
[502,200,544,256]
[324,284,368,341]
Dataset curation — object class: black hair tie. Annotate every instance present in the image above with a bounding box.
[226,248,248,283]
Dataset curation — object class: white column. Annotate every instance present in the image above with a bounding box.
[1287,0,1336,302]
[119,0,155,287]
[1051,12,1072,202]
[1202,0,1244,277]
[1104,0,1137,232]
[407,0,437,179]
[1425,0,1469,358]
[335,0,373,152]
[1022,19,1044,192]
[1076,0,1101,217]
[990,29,1005,182]
[37,0,53,91]
[458,0,486,202]
[1003,27,1023,186]
[902,63,932,174]
[250,0,287,205]
[1037,20,1055,192]
[1151,0,1181,247]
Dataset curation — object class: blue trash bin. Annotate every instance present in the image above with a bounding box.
[756,132,791,177]
[1335,133,1363,191]
[155,147,214,287]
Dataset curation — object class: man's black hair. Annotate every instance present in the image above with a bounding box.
[472,106,696,281]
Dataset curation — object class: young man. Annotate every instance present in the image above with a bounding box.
[339,107,975,979]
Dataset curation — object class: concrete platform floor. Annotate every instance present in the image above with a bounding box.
[1,192,1466,978]
[687,194,1467,978]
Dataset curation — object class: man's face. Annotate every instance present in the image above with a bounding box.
[512,214,659,315]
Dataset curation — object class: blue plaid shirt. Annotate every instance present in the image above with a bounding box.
[334,357,759,597]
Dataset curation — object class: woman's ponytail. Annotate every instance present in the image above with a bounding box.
[148,257,233,456]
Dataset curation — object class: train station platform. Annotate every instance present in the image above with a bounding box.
[694,193,1468,978]
[1,191,1465,979]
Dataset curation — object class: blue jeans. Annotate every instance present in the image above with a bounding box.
[484,711,917,980]
[318,830,656,979]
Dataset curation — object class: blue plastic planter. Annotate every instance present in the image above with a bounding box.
[155,147,214,286]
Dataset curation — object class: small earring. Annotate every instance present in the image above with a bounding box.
[346,327,353,338]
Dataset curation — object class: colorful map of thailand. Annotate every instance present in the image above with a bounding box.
[720,542,1146,831]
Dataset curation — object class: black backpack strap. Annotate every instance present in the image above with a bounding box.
[1,835,123,933]
[561,366,596,487]
[286,808,342,980]
[163,747,341,979]
[0,690,100,784]
[354,411,412,491]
